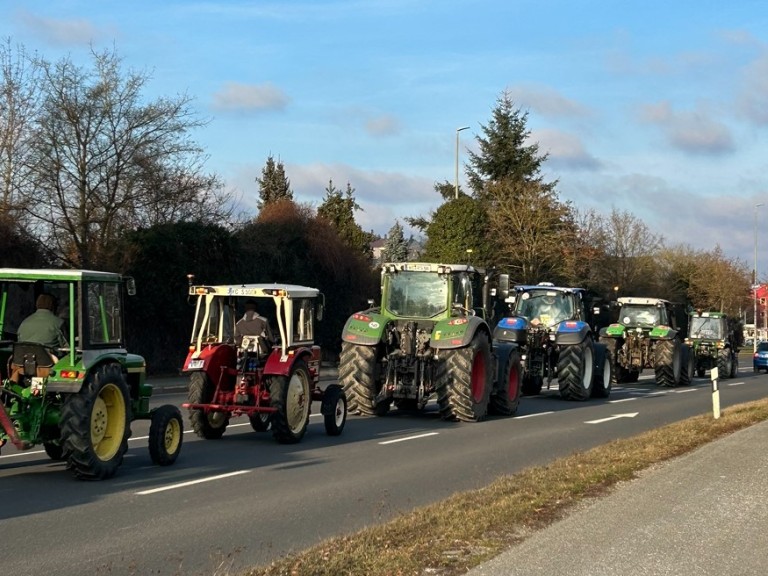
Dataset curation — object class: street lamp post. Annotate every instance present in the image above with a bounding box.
[755,203,764,352]
[454,126,470,199]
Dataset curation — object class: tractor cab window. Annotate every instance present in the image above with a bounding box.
[451,273,474,314]
[517,290,573,327]
[293,298,315,342]
[690,316,724,339]
[192,296,233,343]
[385,271,448,317]
[86,282,122,346]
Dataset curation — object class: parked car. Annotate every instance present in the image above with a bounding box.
[753,342,768,373]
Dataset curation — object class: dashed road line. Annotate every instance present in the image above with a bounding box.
[136,470,250,495]
[379,432,439,445]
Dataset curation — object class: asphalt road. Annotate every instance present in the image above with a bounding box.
[2,364,767,576]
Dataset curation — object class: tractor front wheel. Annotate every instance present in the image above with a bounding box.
[149,404,183,466]
[60,363,131,480]
[437,333,492,422]
[249,412,272,432]
[44,442,65,461]
[321,384,347,436]
[188,372,229,439]
[270,359,311,444]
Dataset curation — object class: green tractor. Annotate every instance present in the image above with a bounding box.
[599,296,693,387]
[0,268,183,479]
[339,262,522,422]
[685,311,740,379]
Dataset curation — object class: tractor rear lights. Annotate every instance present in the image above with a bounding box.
[58,369,85,379]
[353,313,371,322]
[499,316,526,329]
[448,318,468,326]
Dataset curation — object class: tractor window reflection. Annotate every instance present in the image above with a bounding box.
[386,272,448,317]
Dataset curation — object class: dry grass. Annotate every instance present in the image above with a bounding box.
[240,398,768,576]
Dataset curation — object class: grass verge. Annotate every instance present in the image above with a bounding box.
[241,398,768,576]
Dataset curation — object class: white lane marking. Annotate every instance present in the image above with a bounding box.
[585,412,639,424]
[379,432,439,445]
[515,411,555,419]
[675,389,698,393]
[727,381,747,386]
[0,449,46,460]
[609,397,637,404]
[136,470,250,495]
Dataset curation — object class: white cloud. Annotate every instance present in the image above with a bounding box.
[506,85,592,119]
[211,82,289,112]
[533,128,601,171]
[16,11,105,46]
[638,101,734,155]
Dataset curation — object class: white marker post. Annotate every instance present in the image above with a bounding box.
[711,367,721,419]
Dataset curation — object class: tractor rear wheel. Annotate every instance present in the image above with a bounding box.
[60,363,131,480]
[557,339,594,401]
[270,359,311,444]
[591,344,612,398]
[602,338,625,385]
[654,339,682,387]
[489,348,522,416]
[436,333,492,422]
[679,346,695,387]
[188,372,229,439]
[149,404,183,466]
[338,342,381,416]
[717,348,732,379]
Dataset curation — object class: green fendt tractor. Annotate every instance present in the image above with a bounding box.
[685,311,740,379]
[339,262,522,422]
[0,268,183,479]
[599,296,693,387]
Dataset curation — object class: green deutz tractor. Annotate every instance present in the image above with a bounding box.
[599,296,693,387]
[0,268,183,479]
[685,311,740,379]
[339,262,522,422]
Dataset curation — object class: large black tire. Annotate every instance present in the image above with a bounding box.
[654,339,682,387]
[338,342,381,416]
[489,348,522,416]
[557,339,594,401]
[696,366,706,378]
[717,348,732,380]
[321,384,347,436]
[270,359,311,444]
[591,344,612,398]
[60,363,131,480]
[679,345,695,387]
[188,372,229,439]
[436,333,492,422]
[149,404,183,466]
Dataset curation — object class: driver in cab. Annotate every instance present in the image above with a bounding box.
[530,293,566,327]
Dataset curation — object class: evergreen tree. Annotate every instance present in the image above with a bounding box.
[381,220,410,262]
[317,179,374,257]
[466,90,557,203]
[256,155,293,210]
[422,195,492,265]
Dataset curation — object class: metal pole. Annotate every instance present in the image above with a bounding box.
[755,203,764,352]
[454,126,469,199]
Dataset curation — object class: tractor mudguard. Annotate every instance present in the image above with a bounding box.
[493,315,528,344]
[341,311,389,345]
[263,345,321,378]
[554,320,591,346]
[493,341,519,381]
[603,323,626,338]
[650,326,677,340]
[430,315,487,349]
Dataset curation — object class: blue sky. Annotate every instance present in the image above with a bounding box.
[3,1,768,275]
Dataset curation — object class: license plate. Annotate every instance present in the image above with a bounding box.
[188,359,205,370]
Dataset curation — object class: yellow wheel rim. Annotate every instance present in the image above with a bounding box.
[90,383,126,460]
[164,417,181,455]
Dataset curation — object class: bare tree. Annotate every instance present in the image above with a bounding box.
[0,38,42,216]
[24,47,227,267]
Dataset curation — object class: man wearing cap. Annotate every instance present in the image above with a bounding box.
[18,293,68,349]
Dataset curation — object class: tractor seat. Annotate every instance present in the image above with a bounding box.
[9,342,56,381]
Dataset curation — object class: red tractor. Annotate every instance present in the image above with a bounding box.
[181,281,347,443]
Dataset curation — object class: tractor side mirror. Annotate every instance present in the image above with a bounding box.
[125,277,136,296]
[497,274,510,301]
